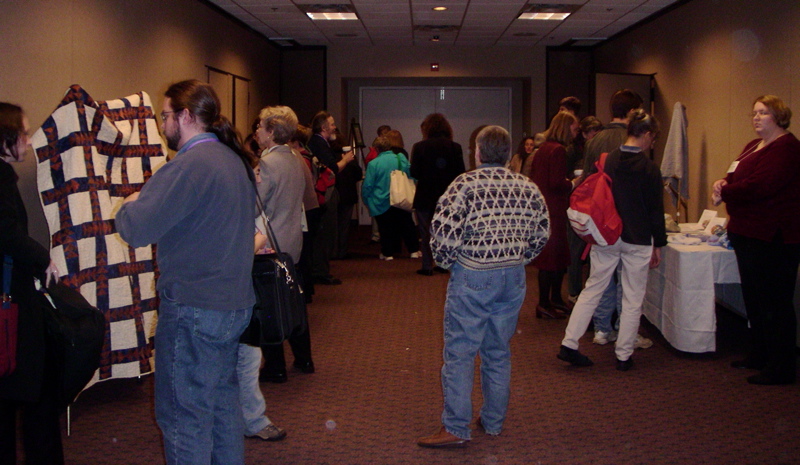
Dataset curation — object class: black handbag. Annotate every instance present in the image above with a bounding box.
[239,197,307,347]
[37,282,105,410]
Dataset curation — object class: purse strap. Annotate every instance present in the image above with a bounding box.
[245,154,284,255]
[2,256,12,302]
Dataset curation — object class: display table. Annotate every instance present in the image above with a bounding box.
[642,242,742,353]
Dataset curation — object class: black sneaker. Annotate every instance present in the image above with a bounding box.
[616,358,634,371]
[557,345,593,367]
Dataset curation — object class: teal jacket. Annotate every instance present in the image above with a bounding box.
[362,150,412,217]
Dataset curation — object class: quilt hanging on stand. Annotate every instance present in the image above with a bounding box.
[32,85,167,383]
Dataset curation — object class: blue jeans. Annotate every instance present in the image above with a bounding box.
[155,293,251,465]
[592,267,622,334]
[237,344,270,435]
[441,263,526,439]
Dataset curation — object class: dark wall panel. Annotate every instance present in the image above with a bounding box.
[280,48,327,125]
[546,49,593,126]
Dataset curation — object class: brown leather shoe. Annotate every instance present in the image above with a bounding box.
[417,426,469,448]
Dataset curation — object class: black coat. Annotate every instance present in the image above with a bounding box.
[409,137,465,212]
[0,159,51,402]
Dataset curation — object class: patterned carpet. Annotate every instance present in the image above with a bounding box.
[56,226,800,465]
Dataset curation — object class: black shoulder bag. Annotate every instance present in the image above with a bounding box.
[239,168,308,347]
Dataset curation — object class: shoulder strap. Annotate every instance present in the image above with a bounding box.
[3,256,12,297]
[598,151,620,179]
[597,152,609,172]
[241,154,283,254]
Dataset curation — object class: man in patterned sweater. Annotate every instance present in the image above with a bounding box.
[418,126,550,448]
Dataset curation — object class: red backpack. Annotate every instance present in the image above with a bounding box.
[567,152,622,255]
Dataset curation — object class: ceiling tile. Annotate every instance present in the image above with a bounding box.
[203,0,680,47]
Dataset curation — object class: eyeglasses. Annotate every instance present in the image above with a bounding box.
[751,110,771,118]
[160,111,176,122]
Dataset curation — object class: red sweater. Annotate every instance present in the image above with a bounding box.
[722,133,800,243]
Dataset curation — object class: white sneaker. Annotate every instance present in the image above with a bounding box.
[593,330,617,345]
[379,254,394,261]
[634,334,653,349]
[409,251,422,259]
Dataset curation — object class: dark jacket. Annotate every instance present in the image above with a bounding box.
[410,137,465,211]
[308,134,339,174]
[607,146,667,248]
[0,159,51,402]
[335,161,363,206]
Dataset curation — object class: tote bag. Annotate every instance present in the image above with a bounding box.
[37,281,105,409]
[389,154,416,212]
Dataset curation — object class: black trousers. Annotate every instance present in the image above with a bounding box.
[374,206,420,258]
[261,326,312,375]
[0,354,64,465]
[729,232,800,380]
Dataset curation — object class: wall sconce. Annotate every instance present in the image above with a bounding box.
[431,63,440,72]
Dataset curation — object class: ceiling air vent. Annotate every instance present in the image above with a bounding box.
[413,25,461,33]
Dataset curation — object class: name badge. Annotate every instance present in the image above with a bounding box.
[727,161,739,173]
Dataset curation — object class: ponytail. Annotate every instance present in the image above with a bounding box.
[165,80,251,174]
[627,109,660,138]
[210,115,246,159]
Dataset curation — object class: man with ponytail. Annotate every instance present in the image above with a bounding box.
[116,79,255,465]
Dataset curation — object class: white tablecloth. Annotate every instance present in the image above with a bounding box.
[643,242,741,353]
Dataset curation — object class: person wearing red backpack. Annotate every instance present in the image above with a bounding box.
[557,109,666,371]
[576,90,653,349]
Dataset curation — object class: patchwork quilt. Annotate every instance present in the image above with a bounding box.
[32,85,166,382]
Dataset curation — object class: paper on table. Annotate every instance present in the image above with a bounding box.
[703,216,727,235]
[695,209,718,230]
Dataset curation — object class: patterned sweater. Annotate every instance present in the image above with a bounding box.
[431,164,550,270]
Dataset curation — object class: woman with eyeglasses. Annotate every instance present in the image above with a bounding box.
[712,95,800,385]
[0,103,63,464]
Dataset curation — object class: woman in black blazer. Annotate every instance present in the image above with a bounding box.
[410,113,466,275]
[0,102,63,464]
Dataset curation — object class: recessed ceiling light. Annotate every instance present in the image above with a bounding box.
[518,3,580,21]
[433,6,447,11]
[519,12,569,20]
[298,4,359,21]
[307,11,357,20]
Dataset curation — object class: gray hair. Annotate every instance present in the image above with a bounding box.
[476,125,511,165]
[259,106,299,145]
